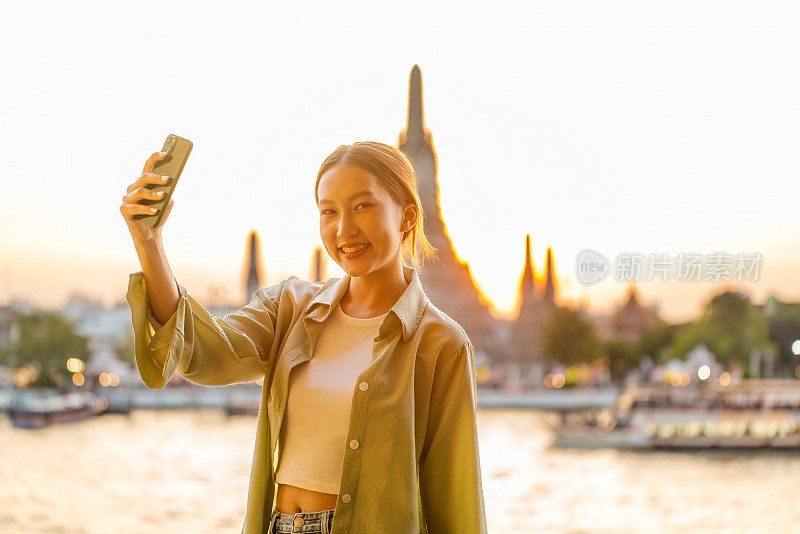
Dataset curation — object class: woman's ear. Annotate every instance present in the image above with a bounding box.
[401,204,417,233]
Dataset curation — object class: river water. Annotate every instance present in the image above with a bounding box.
[1,407,798,533]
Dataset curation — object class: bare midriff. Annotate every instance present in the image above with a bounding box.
[276,483,339,514]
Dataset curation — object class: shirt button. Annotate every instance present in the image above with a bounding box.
[294,517,305,528]
[349,439,359,449]
[341,493,351,503]
[359,381,369,391]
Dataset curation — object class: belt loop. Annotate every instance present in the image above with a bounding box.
[322,509,330,534]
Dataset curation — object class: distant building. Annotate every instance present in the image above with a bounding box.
[506,236,559,383]
[0,306,21,362]
[63,293,106,323]
[603,284,661,342]
[85,345,137,386]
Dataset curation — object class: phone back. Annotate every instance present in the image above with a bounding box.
[134,134,193,228]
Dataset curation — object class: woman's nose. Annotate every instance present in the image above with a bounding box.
[337,216,358,237]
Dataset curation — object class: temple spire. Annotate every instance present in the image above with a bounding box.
[519,234,537,312]
[399,65,431,154]
[543,246,555,305]
[407,64,425,136]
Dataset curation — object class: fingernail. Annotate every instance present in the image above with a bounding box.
[162,175,169,182]
[159,151,167,156]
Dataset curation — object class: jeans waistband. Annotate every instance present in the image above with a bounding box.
[268,507,335,534]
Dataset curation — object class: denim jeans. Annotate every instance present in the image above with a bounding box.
[267,506,336,533]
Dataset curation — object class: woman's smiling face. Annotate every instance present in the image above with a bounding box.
[317,163,407,276]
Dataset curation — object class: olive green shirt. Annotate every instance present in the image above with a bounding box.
[126,265,488,533]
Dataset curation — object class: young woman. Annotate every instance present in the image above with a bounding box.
[121,141,487,533]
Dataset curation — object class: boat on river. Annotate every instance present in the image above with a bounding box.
[551,379,800,449]
[8,390,109,429]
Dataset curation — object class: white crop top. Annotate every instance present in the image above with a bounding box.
[274,301,389,494]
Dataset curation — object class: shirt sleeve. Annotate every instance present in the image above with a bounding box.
[418,340,488,534]
[126,271,289,389]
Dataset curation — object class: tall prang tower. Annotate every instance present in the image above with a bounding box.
[397,65,504,362]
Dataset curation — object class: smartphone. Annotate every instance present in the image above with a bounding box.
[133,134,193,228]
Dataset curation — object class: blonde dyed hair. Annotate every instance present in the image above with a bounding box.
[315,141,438,269]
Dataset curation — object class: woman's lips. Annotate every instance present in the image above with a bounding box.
[340,243,371,258]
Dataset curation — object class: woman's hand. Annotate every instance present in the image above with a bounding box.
[120,151,176,245]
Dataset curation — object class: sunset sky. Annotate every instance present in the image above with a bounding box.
[1,1,799,324]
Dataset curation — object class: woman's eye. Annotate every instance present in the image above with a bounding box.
[321,204,372,216]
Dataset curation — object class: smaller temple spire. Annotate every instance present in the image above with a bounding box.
[244,230,264,304]
[310,245,326,283]
[543,246,555,305]
[624,283,640,305]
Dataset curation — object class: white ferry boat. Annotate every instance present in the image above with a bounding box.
[551,379,800,449]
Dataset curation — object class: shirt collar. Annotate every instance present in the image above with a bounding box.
[304,265,429,343]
